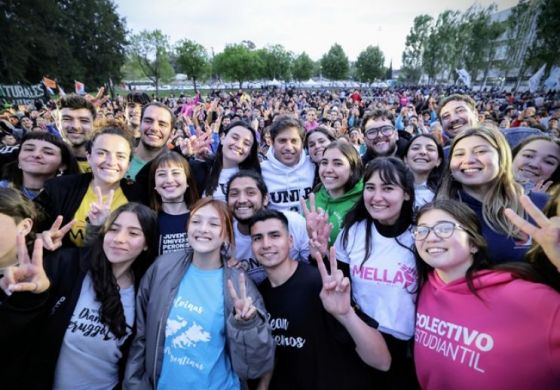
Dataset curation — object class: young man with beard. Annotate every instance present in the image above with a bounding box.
[58,95,96,173]
[226,170,309,285]
[260,115,315,213]
[250,210,390,389]
[127,102,175,181]
[437,94,478,145]
[360,109,409,165]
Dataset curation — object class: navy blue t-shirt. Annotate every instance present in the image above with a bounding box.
[459,190,548,264]
[158,211,190,255]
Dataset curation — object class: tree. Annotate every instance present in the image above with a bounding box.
[291,52,314,81]
[421,10,462,83]
[386,60,393,80]
[0,0,127,88]
[458,5,506,87]
[401,15,433,84]
[175,39,210,93]
[213,43,262,88]
[527,0,560,71]
[320,44,349,80]
[257,45,293,80]
[128,30,174,96]
[354,45,385,84]
[503,0,534,89]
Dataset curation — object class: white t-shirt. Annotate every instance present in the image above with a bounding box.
[235,210,310,284]
[204,167,239,202]
[53,273,135,390]
[335,220,417,340]
[414,182,435,210]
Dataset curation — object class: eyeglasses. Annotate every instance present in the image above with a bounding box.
[365,125,395,139]
[411,221,468,241]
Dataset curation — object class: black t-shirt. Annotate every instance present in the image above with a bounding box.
[157,211,189,255]
[259,262,375,390]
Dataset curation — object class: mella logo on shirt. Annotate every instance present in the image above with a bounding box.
[416,312,494,373]
[351,263,416,288]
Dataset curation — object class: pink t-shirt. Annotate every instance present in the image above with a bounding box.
[415,270,560,390]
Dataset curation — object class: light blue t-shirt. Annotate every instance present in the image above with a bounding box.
[158,264,240,390]
[126,154,149,181]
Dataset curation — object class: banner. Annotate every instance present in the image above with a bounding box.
[0,83,47,105]
[528,64,546,93]
[544,65,560,91]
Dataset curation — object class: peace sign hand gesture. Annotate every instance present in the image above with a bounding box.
[505,195,560,271]
[301,194,332,258]
[41,215,75,251]
[88,186,114,226]
[315,246,351,318]
[227,273,257,322]
[0,235,49,296]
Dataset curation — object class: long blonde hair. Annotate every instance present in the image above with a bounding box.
[437,124,525,237]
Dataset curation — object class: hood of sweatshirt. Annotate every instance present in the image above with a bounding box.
[315,179,363,208]
[264,146,310,173]
[427,269,516,296]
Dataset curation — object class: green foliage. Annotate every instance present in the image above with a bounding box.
[256,45,293,80]
[291,52,314,81]
[128,30,175,95]
[175,39,210,92]
[213,43,262,88]
[0,0,127,88]
[461,5,506,83]
[527,0,560,70]
[320,44,349,80]
[401,15,433,83]
[354,46,385,84]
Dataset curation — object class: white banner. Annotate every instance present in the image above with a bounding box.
[544,65,560,91]
[456,68,471,87]
[528,64,546,93]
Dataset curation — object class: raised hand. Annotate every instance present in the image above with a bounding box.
[301,194,332,257]
[315,246,351,317]
[227,273,257,321]
[88,186,114,226]
[41,215,75,251]
[532,179,553,193]
[0,235,49,295]
[504,194,560,270]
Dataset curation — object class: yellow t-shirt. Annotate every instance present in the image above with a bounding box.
[77,158,92,174]
[69,185,128,246]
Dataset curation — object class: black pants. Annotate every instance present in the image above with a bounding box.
[371,333,420,390]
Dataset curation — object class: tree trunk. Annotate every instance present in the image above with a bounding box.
[193,78,198,94]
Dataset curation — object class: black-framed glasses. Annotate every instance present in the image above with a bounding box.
[411,221,468,241]
[365,125,395,139]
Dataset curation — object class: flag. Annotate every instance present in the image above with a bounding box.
[42,77,57,95]
[456,69,471,87]
[75,81,85,95]
[42,77,57,89]
[544,65,560,92]
[58,85,66,97]
[528,64,546,93]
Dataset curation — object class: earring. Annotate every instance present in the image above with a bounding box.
[57,168,65,177]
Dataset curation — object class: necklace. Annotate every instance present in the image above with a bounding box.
[162,201,185,203]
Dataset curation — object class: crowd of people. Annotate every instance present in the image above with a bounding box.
[0,84,559,390]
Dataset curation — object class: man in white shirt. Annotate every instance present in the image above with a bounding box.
[225,170,309,284]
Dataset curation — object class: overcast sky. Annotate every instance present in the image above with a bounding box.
[115,0,519,69]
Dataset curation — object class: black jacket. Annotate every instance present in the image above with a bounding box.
[34,173,143,247]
